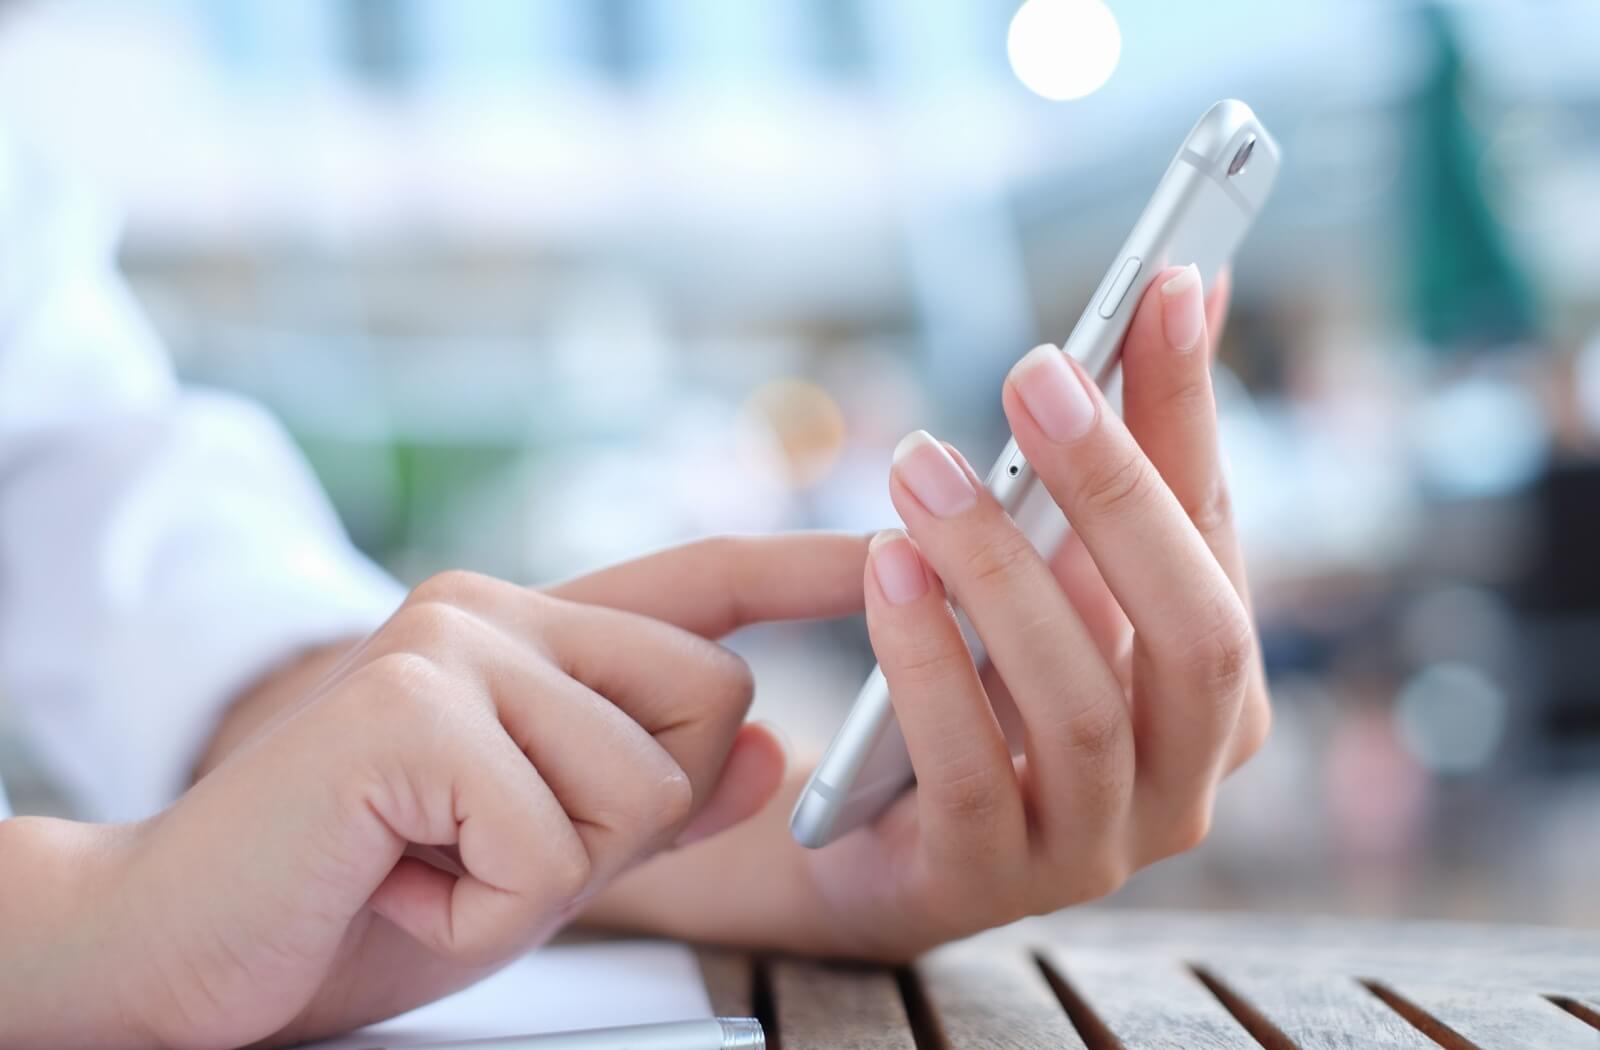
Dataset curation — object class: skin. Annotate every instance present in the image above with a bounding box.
[582,267,1271,959]
[0,267,1269,1043]
[0,535,866,1048]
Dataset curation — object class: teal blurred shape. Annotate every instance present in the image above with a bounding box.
[1405,4,1539,352]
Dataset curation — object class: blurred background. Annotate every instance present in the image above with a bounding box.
[2,0,1598,928]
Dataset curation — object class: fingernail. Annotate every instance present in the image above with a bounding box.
[892,431,976,518]
[1010,344,1097,443]
[869,529,928,605]
[1161,264,1204,353]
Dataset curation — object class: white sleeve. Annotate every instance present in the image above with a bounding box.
[0,141,404,822]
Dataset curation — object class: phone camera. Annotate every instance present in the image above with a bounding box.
[1008,464,1020,476]
[1227,135,1256,177]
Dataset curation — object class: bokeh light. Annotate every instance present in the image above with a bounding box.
[1396,663,1509,775]
[1006,0,1121,102]
[736,379,848,489]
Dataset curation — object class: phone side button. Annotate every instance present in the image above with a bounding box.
[1097,256,1142,318]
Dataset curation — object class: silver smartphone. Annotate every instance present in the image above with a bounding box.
[791,99,1281,849]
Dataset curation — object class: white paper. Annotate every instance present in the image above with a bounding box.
[308,941,713,1049]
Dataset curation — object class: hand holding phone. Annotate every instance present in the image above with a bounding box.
[584,251,1270,963]
[793,100,1279,850]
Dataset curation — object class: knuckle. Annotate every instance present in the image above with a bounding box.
[595,733,698,837]
[1057,697,1127,766]
[1075,453,1154,521]
[706,644,756,710]
[340,653,457,748]
[546,841,594,903]
[1182,480,1235,538]
[885,632,970,691]
[359,651,446,706]
[961,526,1035,590]
[670,639,756,724]
[395,598,480,646]
[646,767,696,832]
[935,764,1010,827]
[1183,596,1255,697]
[411,568,487,606]
[1155,370,1214,419]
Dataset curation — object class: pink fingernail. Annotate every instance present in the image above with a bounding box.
[869,529,928,605]
[1010,344,1097,443]
[892,431,976,518]
[1161,264,1204,353]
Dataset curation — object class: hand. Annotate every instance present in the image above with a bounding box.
[0,535,865,1048]
[584,267,1270,959]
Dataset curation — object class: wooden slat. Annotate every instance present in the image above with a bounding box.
[1198,963,1436,1049]
[1373,981,1600,1049]
[1042,947,1256,1049]
[694,946,753,1018]
[1007,911,1600,996]
[724,914,1600,1047]
[915,944,1088,1049]
[770,958,917,1050]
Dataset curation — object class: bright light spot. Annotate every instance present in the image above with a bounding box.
[1395,663,1507,775]
[1007,0,1121,101]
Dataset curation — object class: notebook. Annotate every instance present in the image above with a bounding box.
[308,940,712,1048]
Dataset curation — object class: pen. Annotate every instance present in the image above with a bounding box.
[391,1017,765,1050]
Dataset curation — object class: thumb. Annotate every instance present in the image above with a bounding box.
[545,532,868,639]
[673,721,790,846]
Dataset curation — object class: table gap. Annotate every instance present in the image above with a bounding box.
[752,956,781,1050]
[1360,980,1481,1049]
[1189,964,1298,1050]
[1033,950,1126,1050]
[1548,996,1600,1030]
[893,965,950,1050]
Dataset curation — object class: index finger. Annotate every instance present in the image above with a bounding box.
[547,532,869,639]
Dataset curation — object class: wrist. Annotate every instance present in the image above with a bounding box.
[194,639,357,781]
[0,815,150,1047]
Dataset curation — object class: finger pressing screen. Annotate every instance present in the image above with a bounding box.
[547,533,869,639]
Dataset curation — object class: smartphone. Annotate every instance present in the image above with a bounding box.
[791,99,1281,849]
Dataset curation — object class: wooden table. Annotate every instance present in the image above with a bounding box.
[696,910,1600,1049]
